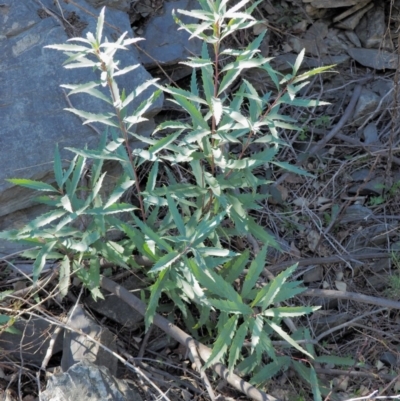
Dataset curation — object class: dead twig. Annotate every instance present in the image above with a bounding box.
[100,276,278,401]
[187,338,217,401]
[267,252,391,274]
[301,289,400,310]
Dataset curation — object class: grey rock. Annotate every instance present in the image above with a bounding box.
[304,4,329,19]
[41,361,143,401]
[334,2,373,30]
[0,316,63,366]
[355,4,391,50]
[365,273,389,291]
[85,276,144,329]
[289,21,328,56]
[0,0,162,257]
[324,29,350,53]
[348,167,383,196]
[370,79,393,98]
[332,0,372,23]
[84,0,131,11]
[138,0,201,70]
[303,266,324,283]
[379,352,397,368]
[362,123,379,145]
[61,305,118,375]
[338,204,372,224]
[352,88,380,127]
[347,47,397,70]
[344,31,362,48]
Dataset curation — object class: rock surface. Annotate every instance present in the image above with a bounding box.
[0,0,163,257]
[40,360,143,401]
[0,316,63,366]
[84,276,144,329]
[61,305,118,376]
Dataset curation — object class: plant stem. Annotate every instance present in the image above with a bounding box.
[99,58,147,222]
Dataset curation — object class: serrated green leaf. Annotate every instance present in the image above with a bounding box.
[250,356,291,386]
[6,179,58,193]
[250,315,263,354]
[60,194,73,213]
[248,217,278,247]
[148,132,180,155]
[149,251,181,274]
[64,108,118,127]
[104,175,135,209]
[188,258,239,302]
[310,365,322,401]
[272,161,314,178]
[293,48,305,76]
[21,209,67,233]
[270,281,305,303]
[68,230,101,252]
[114,63,141,78]
[68,155,85,197]
[228,320,249,372]
[44,43,90,52]
[33,241,57,282]
[166,193,185,236]
[266,320,313,359]
[87,202,136,215]
[121,78,158,109]
[211,97,223,125]
[292,65,335,84]
[241,245,267,298]
[236,353,259,375]
[196,247,237,258]
[154,120,191,133]
[251,264,297,308]
[180,58,214,68]
[209,298,252,315]
[204,315,238,369]
[93,240,130,269]
[176,8,214,21]
[132,215,173,252]
[218,68,241,95]
[262,306,318,318]
[146,268,169,329]
[223,250,249,284]
[190,210,227,247]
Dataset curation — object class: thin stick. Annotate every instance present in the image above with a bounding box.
[100,276,278,401]
[301,288,400,310]
[187,338,217,401]
[267,252,391,274]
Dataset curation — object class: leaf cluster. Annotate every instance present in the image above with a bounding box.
[1,1,337,397]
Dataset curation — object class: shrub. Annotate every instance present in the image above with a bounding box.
[0,0,342,396]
